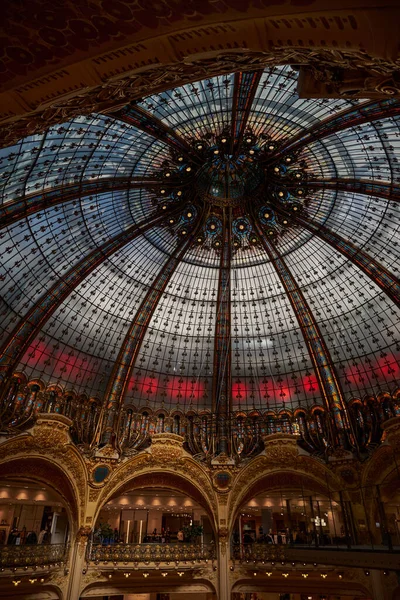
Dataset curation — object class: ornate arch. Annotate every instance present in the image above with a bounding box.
[0,415,88,526]
[93,434,218,529]
[228,443,343,529]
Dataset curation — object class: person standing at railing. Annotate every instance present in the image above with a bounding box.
[38,529,47,544]
[177,529,184,542]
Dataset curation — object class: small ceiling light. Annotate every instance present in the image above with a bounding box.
[274,167,280,173]
[365,570,370,576]
[197,237,203,243]
[160,189,166,194]
[293,206,298,211]
[268,145,275,151]
[278,191,284,197]
[221,138,227,143]
[181,230,187,235]
[143,572,149,578]
[321,573,328,578]
[253,572,257,577]
[29,578,37,584]
[177,571,184,577]
[283,219,288,225]
[239,224,245,230]
[251,237,257,243]
[297,189,303,195]
[296,173,302,178]
[338,573,343,579]
[268,230,274,235]
[162,572,168,577]
[214,149,219,155]
[13,581,21,586]
[108,574,113,579]
[265,572,272,576]
[178,156,184,162]
[215,241,220,247]
[302,573,308,578]
[249,149,255,155]
[169,218,175,224]
[177,191,182,196]
[246,137,252,143]
[210,223,216,230]
[286,157,292,163]
[187,212,192,218]
[162,205,167,210]
[186,166,191,172]
[264,212,270,219]
[165,172,171,177]
[282,573,289,578]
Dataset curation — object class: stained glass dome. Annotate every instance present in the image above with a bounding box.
[0,65,399,430]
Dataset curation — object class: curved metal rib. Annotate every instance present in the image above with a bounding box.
[110,104,201,164]
[231,70,263,155]
[302,179,400,203]
[0,203,184,387]
[266,98,400,161]
[100,213,205,444]
[252,215,354,449]
[0,177,160,230]
[282,211,400,307]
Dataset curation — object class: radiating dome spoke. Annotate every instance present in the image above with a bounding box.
[100,211,205,444]
[265,98,400,164]
[0,201,185,386]
[0,177,161,230]
[251,213,354,450]
[110,104,202,165]
[288,211,400,307]
[300,178,400,203]
[230,70,263,155]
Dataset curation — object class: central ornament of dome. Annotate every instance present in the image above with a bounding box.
[152,131,310,253]
[196,154,263,207]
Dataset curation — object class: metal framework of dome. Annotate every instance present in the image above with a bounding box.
[0,65,400,461]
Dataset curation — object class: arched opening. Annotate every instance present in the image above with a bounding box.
[0,457,77,598]
[89,472,216,570]
[95,487,214,546]
[231,470,376,554]
[233,487,341,549]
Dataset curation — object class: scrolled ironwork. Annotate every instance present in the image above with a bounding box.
[87,542,215,565]
[0,543,69,569]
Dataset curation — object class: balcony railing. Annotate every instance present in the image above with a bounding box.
[0,543,68,569]
[87,542,216,565]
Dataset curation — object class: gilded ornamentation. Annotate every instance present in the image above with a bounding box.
[95,445,217,524]
[0,417,88,524]
[2,47,400,146]
[218,526,229,557]
[89,488,101,502]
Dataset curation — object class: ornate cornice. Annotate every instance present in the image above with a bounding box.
[1,44,400,147]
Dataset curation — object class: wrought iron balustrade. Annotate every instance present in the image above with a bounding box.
[87,542,216,565]
[231,543,285,563]
[0,543,68,569]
